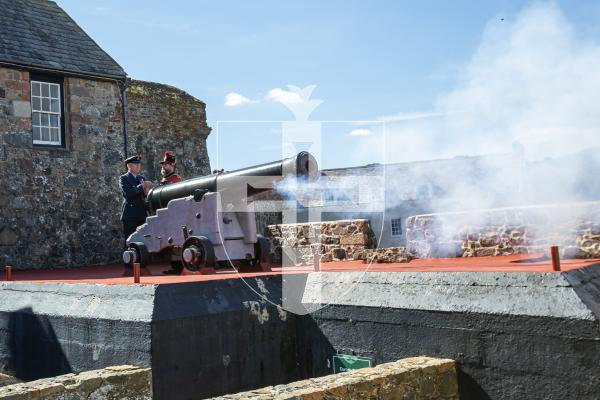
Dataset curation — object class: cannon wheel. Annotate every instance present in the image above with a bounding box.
[124,242,150,269]
[182,236,216,274]
[255,235,272,272]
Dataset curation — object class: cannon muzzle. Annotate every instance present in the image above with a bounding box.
[146,151,319,213]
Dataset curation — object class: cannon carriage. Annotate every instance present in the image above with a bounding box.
[122,152,319,274]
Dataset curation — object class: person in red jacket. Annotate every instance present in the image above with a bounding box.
[159,151,184,275]
[159,151,183,185]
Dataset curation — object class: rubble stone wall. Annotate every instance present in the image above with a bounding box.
[406,201,600,259]
[0,67,210,269]
[0,68,125,269]
[265,219,378,264]
[0,365,151,399]
[125,79,211,182]
[0,373,18,388]
[354,247,413,264]
[212,357,458,400]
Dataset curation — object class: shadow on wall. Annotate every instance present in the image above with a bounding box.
[6,307,72,380]
[458,369,492,400]
[149,277,337,400]
[295,314,337,379]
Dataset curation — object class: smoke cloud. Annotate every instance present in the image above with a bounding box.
[351,3,600,209]
[358,3,600,163]
[268,3,600,257]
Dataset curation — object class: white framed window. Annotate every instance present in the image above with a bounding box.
[391,218,402,237]
[31,79,63,146]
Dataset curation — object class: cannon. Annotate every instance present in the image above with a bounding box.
[122,151,319,273]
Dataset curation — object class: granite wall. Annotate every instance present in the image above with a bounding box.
[406,201,600,259]
[0,67,211,269]
[264,219,378,264]
[0,365,151,400]
[213,357,459,400]
[125,79,211,182]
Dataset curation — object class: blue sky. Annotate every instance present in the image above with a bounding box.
[57,1,600,170]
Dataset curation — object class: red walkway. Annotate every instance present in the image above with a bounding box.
[3,254,599,286]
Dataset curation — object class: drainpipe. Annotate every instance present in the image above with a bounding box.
[120,77,129,158]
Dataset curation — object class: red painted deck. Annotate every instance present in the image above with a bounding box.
[3,254,599,286]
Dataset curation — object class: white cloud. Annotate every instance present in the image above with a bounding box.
[377,111,448,123]
[266,88,303,105]
[348,129,373,137]
[224,92,257,107]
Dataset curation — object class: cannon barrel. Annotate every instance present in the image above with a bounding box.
[146,151,319,213]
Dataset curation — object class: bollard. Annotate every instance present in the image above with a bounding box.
[313,253,321,272]
[5,265,12,281]
[550,246,561,271]
[133,263,141,283]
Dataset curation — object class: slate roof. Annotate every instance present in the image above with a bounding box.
[0,0,126,79]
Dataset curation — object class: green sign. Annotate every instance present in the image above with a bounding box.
[332,354,372,374]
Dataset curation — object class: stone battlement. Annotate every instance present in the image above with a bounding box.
[0,365,151,399]
[406,201,600,259]
[211,357,458,400]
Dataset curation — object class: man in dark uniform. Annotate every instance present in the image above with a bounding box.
[159,151,183,185]
[120,155,153,239]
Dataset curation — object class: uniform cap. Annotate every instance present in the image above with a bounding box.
[124,155,141,164]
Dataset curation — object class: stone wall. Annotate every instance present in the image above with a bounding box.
[0,68,125,269]
[212,357,458,400]
[0,373,17,388]
[406,201,600,259]
[354,247,412,264]
[0,67,210,269]
[265,219,377,264]
[126,79,211,182]
[0,365,151,399]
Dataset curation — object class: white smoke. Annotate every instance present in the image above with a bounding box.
[360,3,600,163]
[267,3,600,257]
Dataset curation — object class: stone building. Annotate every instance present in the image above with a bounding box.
[0,0,211,269]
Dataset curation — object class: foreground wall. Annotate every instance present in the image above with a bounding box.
[0,278,332,400]
[406,201,600,258]
[0,365,151,400]
[303,267,600,400]
[2,266,599,400]
[213,357,458,400]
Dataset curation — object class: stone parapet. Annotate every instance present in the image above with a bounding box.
[406,201,600,259]
[0,373,18,388]
[211,357,458,400]
[353,247,412,263]
[265,219,377,264]
[0,365,151,399]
